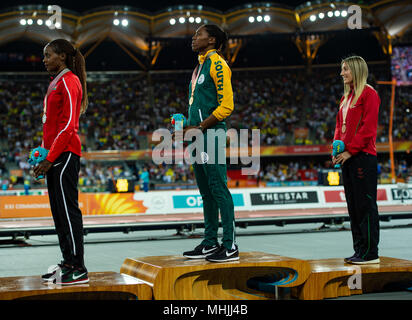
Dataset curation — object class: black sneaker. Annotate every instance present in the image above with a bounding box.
[54,268,89,286]
[183,243,220,259]
[206,244,239,263]
[346,256,380,265]
[41,262,72,282]
[344,253,358,263]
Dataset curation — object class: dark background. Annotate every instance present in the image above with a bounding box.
[0,1,392,71]
[0,1,314,12]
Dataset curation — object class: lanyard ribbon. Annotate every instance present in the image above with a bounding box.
[189,51,216,105]
[43,68,71,119]
[341,93,354,133]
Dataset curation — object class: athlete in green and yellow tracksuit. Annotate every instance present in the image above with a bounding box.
[182,25,238,262]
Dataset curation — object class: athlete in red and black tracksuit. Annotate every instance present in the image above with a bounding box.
[42,69,86,273]
[334,84,381,263]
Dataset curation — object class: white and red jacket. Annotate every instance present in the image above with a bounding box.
[334,84,380,156]
[42,70,82,163]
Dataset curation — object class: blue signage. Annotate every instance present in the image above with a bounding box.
[173,194,245,209]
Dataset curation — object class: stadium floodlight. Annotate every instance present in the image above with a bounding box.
[248,16,255,23]
[37,19,43,25]
[189,16,195,23]
[179,17,185,23]
[310,15,316,22]
[113,18,120,25]
[121,19,128,27]
[264,15,270,22]
[195,17,201,23]
[45,19,52,27]
[327,11,333,17]
[20,19,27,25]
[334,10,340,17]
[341,10,348,17]
[27,19,33,25]
[55,21,61,28]
[170,18,176,25]
[318,12,325,19]
[256,15,262,22]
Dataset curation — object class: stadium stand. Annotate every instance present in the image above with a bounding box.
[0,1,411,191]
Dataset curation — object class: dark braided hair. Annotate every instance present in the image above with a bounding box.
[46,39,88,114]
[202,24,228,56]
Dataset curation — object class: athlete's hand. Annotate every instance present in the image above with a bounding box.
[333,151,352,165]
[33,159,52,178]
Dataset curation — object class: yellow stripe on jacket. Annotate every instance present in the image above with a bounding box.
[209,53,234,121]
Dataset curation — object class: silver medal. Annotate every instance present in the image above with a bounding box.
[42,114,47,124]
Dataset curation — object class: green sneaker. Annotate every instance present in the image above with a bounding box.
[54,268,89,286]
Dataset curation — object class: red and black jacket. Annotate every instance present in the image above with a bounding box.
[334,84,381,156]
[42,70,82,163]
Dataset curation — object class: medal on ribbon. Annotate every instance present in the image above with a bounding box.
[189,50,216,106]
[341,94,353,134]
[189,65,201,106]
[42,68,70,124]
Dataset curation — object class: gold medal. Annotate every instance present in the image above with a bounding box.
[188,51,215,107]
[342,123,346,133]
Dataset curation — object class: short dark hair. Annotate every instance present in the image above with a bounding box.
[202,24,228,52]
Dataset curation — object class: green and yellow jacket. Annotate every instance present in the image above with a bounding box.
[188,49,234,130]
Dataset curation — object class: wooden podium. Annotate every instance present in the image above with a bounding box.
[1,253,412,300]
[120,252,412,300]
[0,272,152,300]
[292,256,412,300]
[120,252,311,300]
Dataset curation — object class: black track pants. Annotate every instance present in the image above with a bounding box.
[341,152,380,259]
[46,152,86,270]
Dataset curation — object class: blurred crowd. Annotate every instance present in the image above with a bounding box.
[74,161,196,192]
[1,67,411,152]
[0,66,411,190]
[229,72,304,145]
[2,155,410,192]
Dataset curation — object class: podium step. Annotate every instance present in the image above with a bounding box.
[0,272,153,300]
[120,251,311,300]
[291,256,412,300]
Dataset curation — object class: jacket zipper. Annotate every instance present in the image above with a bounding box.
[198,109,203,122]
